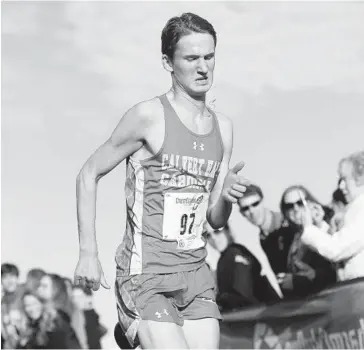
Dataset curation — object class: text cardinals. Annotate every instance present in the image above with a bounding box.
[160,153,221,191]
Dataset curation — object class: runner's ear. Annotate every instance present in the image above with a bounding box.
[162,54,173,73]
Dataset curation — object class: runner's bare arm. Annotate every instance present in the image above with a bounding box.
[76,102,155,255]
[206,115,234,229]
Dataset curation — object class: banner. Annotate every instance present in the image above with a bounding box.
[220,278,364,349]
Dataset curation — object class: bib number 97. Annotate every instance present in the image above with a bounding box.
[180,213,196,235]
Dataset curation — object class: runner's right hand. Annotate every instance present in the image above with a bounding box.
[74,253,110,291]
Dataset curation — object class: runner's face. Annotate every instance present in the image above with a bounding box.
[170,33,215,96]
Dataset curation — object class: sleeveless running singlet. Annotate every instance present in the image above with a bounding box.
[115,94,224,276]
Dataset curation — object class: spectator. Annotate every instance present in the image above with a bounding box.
[37,274,88,349]
[1,263,22,349]
[1,264,19,297]
[2,268,105,349]
[276,185,337,298]
[301,150,364,281]
[2,310,23,349]
[238,184,283,242]
[72,285,107,349]
[205,223,280,311]
[18,290,81,349]
[25,269,46,294]
[331,187,348,214]
[2,263,21,313]
[329,187,348,234]
[63,278,73,300]
[238,185,293,276]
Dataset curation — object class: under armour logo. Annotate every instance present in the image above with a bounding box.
[193,142,205,151]
[155,309,169,319]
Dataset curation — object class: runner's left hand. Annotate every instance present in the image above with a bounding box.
[222,161,249,204]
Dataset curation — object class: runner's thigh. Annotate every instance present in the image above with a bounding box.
[138,320,189,349]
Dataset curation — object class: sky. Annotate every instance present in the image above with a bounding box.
[2,1,364,348]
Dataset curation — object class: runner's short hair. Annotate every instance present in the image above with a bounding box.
[161,12,217,60]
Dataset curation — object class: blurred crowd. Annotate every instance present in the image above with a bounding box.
[1,265,107,349]
[205,149,364,312]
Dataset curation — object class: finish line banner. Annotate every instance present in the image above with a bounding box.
[220,278,364,349]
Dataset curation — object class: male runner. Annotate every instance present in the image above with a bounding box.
[74,13,248,349]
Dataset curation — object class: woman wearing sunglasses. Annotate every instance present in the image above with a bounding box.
[275,185,337,299]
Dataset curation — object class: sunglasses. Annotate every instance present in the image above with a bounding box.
[240,199,261,212]
[283,199,305,210]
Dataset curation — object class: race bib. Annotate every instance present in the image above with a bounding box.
[162,192,209,250]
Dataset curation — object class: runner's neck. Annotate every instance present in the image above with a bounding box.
[168,88,210,121]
